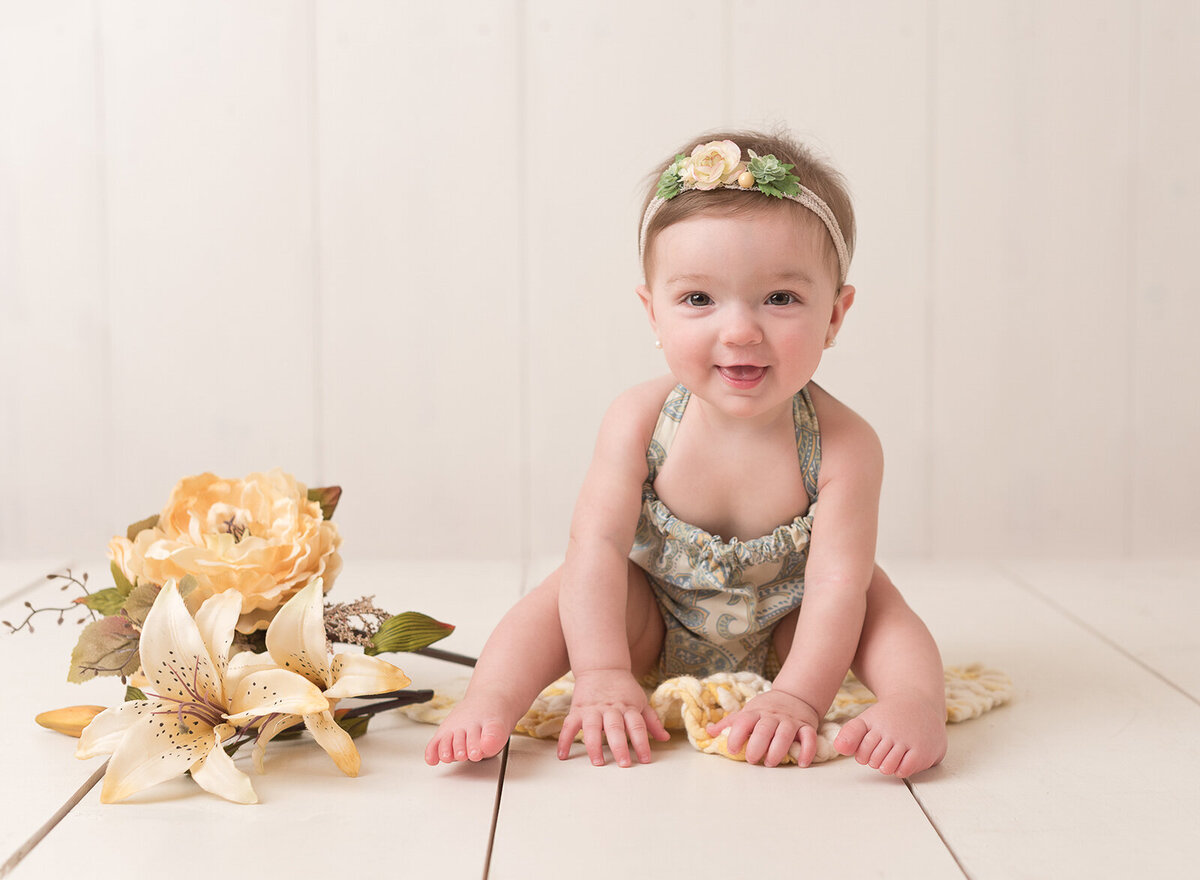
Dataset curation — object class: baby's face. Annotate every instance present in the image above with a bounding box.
[639,206,852,421]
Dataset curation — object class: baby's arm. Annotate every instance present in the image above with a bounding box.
[556,380,674,767]
[709,389,882,766]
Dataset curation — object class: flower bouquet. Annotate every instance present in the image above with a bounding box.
[8,469,459,804]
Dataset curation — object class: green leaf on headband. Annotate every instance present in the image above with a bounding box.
[307,486,342,521]
[655,154,688,200]
[747,152,801,198]
[365,611,455,655]
[126,514,159,541]
[125,685,146,702]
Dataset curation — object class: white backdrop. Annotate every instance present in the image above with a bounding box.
[2,0,1198,568]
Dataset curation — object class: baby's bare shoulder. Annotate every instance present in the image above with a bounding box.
[807,384,883,474]
[601,375,678,445]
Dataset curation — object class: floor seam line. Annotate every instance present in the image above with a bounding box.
[905,777,971,879]
[482,740,511,880]
[997,564,1200,708]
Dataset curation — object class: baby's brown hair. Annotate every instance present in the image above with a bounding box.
[639,128,856,288]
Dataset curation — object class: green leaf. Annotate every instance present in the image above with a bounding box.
[80,587,126,616]
[125,685,146,702]
[336,713,371,739]
[177,574,199,601]
[307,486,342,521]
[365,612,455,655]
[68,615,141,683]
[121,583,162,628]
[110,561,135,597]
[126,514,159,542]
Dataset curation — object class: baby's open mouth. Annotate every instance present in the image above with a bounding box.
[718,365,766,385]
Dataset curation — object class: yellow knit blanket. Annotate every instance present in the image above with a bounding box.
[403,664,1012,764]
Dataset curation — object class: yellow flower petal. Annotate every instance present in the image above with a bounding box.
[303,710,360,777]
[264,579,331,688]
[37,705,107,738]
[251,713,301,773]
[76,700,160,758]
[190,724,257,804]
[193,589,243,685]
[225,668,328,723]
[99,710,215,803]
[140,579,224,706]
[325,652,411,700]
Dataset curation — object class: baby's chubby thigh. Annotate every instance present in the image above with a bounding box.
[621,561,667,678]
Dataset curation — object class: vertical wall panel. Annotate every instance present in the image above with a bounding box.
[0,2,109,557]
[931,1,1134,556]
[524,0,727,565]
[730,0,933,559]
[102,1,318,520]
[1133,2,1200,554]
[317,0,523,558]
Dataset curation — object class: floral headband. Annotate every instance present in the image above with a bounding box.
[639,140,851,286]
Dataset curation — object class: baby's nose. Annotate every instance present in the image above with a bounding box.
[720,307,763,346]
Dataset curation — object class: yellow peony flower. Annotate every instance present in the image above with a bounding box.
[107,469,343,634]
[679,140,745,190]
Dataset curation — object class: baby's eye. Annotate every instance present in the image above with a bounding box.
[686,292,713,307]
[766,291,797,305]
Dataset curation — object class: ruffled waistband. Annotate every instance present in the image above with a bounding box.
[639,493,814,567]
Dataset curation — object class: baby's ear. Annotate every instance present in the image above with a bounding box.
[636,284,657,331]
[829,284,856,334]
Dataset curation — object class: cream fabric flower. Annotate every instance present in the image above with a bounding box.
[679,140,745,190]
[108,469,343,633]
[227,579,412,777]
[76,580,330,804]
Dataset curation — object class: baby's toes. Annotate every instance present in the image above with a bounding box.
[867,736,894,770]
[855,729,883,765]
[834,717,869,756]
[878,744,908,776]
[478,721,510,760]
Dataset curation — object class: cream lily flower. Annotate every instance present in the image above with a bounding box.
[232,578,411,776]
[76,579,330,804]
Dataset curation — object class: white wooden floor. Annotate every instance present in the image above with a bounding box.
[2,557,1198,879]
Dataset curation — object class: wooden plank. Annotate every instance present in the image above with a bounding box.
[890,560,1200,878]
[729,0,934,556]
[491,735,962,878]
[1132,1,1200,554]
[523,0,728,561]
[931,1,1135,556]
[4,559,517,878]
[1004,558,1200,702]
[316,0,523,559]
[100,2,318,519]
[0,2,110,560]
[0,561,121,862]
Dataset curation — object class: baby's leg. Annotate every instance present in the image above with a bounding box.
[833,566,947,777]
[424,561,664,765]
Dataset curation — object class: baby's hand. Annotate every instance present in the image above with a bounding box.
[706,688,821,767]
[558,669,671,767]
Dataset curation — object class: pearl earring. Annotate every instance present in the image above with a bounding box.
[655,339,663,349]
[824,338,837,349]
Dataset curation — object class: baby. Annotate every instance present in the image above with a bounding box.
[426,129,948,777]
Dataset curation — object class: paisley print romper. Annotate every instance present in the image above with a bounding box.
[629,383,821,681]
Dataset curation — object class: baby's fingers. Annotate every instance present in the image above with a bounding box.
[795,724,818,768]
[604,710,633,767]
[644,705,671,742]
[557,713,582,760]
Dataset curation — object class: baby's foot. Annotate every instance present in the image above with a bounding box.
[424,692,527,766]
[833,694,947,778]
